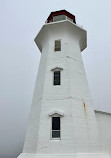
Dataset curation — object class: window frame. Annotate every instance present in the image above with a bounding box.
[53,70,61,86]
[51,114,61,140]
[51,116,61,139]
[49,110,64,140]
[54,40,61,52]
[51,67,63,86]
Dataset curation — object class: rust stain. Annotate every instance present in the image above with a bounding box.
[83,102,86,114]
[83,102,88,125]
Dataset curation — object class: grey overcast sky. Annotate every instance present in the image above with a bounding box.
[0,0,111,158]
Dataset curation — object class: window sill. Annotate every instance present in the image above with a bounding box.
[50,139,61,142]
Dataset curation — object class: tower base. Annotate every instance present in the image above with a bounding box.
[18,153,109,158]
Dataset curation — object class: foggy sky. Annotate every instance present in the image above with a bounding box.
[0,0,111,158]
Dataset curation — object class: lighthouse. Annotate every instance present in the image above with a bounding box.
[18,10,109,158]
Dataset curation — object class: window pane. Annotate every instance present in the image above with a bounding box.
[54,75,60,81]
[54,80,60,85]
[54,71,60,85]
[55,47,61,51]
[55,40,61,51]
[52,131,60,138]
[54,71,60,75]
[52,117,60,130]
[67,16,73,22]
[53,15,65,22]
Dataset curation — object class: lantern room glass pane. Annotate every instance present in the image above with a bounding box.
[53,15,66,22]
[67,16,73,22]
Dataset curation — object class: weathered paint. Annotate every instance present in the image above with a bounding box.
[83,102,88,125]
[83,102,86,115]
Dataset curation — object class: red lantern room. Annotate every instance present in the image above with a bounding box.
[47,10,76,24]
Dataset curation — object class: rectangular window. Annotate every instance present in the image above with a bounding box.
[55,40,61,51]
[52,117,60,138]
[54,71,60,85]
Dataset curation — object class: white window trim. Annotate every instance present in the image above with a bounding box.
[49,110,64,117]
[51,67,63,86]
[51,67,63,71]
[49,111,64,140]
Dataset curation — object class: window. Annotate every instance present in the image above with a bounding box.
[54,71,60,85]
[49,110,64,140]
[53,15,66,22]
[55,40,61,51]
[52,117,60,138]
[67,16,73,22]
[51,67,63,86]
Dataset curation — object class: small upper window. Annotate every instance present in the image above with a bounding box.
[52,117,60,139]
[54,71,60,85]
[55,40,61,51]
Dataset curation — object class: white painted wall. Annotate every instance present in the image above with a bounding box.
[95,111,111,157]
[18,20,109,158]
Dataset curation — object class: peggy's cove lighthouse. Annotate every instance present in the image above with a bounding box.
[18,10,109,158]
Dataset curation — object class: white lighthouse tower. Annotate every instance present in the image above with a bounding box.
[18,10,109,158]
